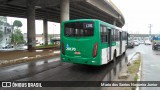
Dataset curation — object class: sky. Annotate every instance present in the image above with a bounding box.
[6,0,160,34]
[112,0,160,34]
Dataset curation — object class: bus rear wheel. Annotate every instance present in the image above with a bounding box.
[113,51,117,62]
[123,46,127,54]
[152,46,155,50]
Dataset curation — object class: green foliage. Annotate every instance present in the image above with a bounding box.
[0,21,3,25]
[48,34,53,39]
[11,29,24,44]
[36,44,59,49]
[13,20,22,29]
[134,74,139,81]
[48,34,54,44]
[11,20,24,45]
[128,60,140,74]
[0,31,3,38]
[132,87,136,90]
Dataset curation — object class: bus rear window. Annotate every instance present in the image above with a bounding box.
[64,22,94,37]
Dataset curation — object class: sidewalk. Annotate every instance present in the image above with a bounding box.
[0,49,60,67]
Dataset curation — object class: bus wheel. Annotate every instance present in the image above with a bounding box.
[123,51,126,55]
[123,46,127,54]
[152,46,155,50]
[113,51,117,62]
[113,54,117,67]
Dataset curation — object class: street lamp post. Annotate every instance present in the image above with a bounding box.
[148,24,152,40]
[53,24,56,35]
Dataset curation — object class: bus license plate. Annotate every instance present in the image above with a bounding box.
[75,52,81,55]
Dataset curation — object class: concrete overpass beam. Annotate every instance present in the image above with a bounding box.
[60,0,70,23]
[86,0,117,19]
[43,19,48,46]
[27,0,36,51]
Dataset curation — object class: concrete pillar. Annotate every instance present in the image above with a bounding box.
[60,0,70,23]
[43,19,48,45]
[113,19,116,26]
[60,0,69,66]
[27,0,36,51]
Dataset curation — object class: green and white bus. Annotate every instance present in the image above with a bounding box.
[61,19,128,65]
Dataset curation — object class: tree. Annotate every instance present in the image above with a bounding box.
[13,20,22,30]
[48,34,53,40]
[11,29,24,45]
[48,34,54,44]
[0,31,3,39]
[11,20,24,46]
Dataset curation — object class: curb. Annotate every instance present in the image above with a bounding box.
[127,52,142,90]
[136,53,142,90]
[129,53,137,60]
[127,52,137,65]
[35,45,60,50]
[0,53,60,67]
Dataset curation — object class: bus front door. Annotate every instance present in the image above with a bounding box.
[119,32,122,55]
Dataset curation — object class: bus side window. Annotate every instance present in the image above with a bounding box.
[108,28,112,44]
[104,26,108,42]
[125,32,127,40]
[100,25,104,42]
[115,29,118,41]
[114,30,116,41]
[114,29,116,41]
[100,25,108,43]
[122,32,124,41]
[112,29,115,41]
[117,30,120,41]
[124,32,126,40]
[122,31,125,40]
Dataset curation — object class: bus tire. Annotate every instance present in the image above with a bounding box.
[123,47,127,55]
[113,50,117,62]
[152,46,155,50]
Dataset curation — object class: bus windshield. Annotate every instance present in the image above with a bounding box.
[64,22,94,37]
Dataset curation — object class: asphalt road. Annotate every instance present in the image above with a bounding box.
[138,44,160,90]
[0,47,136,90]
[0,55,130,81]
[1,44,159,90]
[125,44,160,90]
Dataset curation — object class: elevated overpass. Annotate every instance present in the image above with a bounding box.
[0,0,125,50]
[130,34,157,37]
